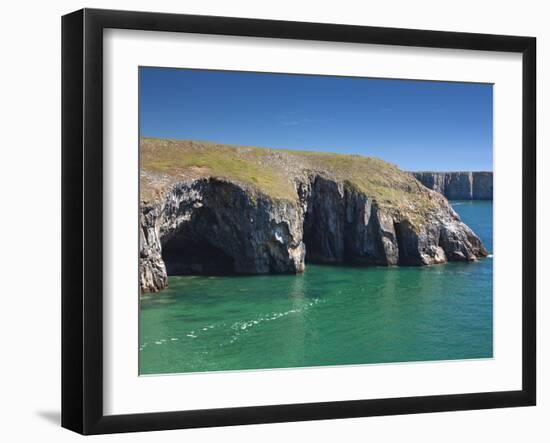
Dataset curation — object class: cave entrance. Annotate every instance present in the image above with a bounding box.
[303,218,330,264]
[161,225,235,276]
[302,205,345,264]
[393,221,406,265]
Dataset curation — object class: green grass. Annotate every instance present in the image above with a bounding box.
[140,137,439,224]
[140,138,296,201]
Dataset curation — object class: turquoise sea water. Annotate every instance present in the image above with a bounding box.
[139,201,493,375]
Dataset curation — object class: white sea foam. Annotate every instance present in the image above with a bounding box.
[228,298,324,344]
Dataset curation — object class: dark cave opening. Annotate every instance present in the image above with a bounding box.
[302,209,344,264]
[161,223,235,276]
[393,221,406,265]
[302,218,324,264]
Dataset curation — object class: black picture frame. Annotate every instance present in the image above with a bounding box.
[61,8,536,435]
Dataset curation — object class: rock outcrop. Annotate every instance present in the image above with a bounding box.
[140,177,306,292]
[412,172,493,200]
[140,174,488,294]
[139,138,489,293]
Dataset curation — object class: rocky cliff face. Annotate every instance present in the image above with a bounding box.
[412,172,493,200]
[140,178,305,292]
[140,174,488,293]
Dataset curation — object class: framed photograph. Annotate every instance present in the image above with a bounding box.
[61,8,536,435]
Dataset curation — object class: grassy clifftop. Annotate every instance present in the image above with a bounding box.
[140,137,439,217]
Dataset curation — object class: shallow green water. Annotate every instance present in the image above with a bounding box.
[139,200,493,374]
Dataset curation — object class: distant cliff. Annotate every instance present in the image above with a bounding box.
[412,172,493,200]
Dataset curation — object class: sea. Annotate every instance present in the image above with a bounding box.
[139,200,493,374]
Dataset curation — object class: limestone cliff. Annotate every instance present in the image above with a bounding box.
[140,138,488,293]
[412,172,493,200]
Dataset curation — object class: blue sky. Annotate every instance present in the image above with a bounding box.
[139,67,493,171]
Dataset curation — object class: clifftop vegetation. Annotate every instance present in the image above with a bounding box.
[140,137,440,221]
